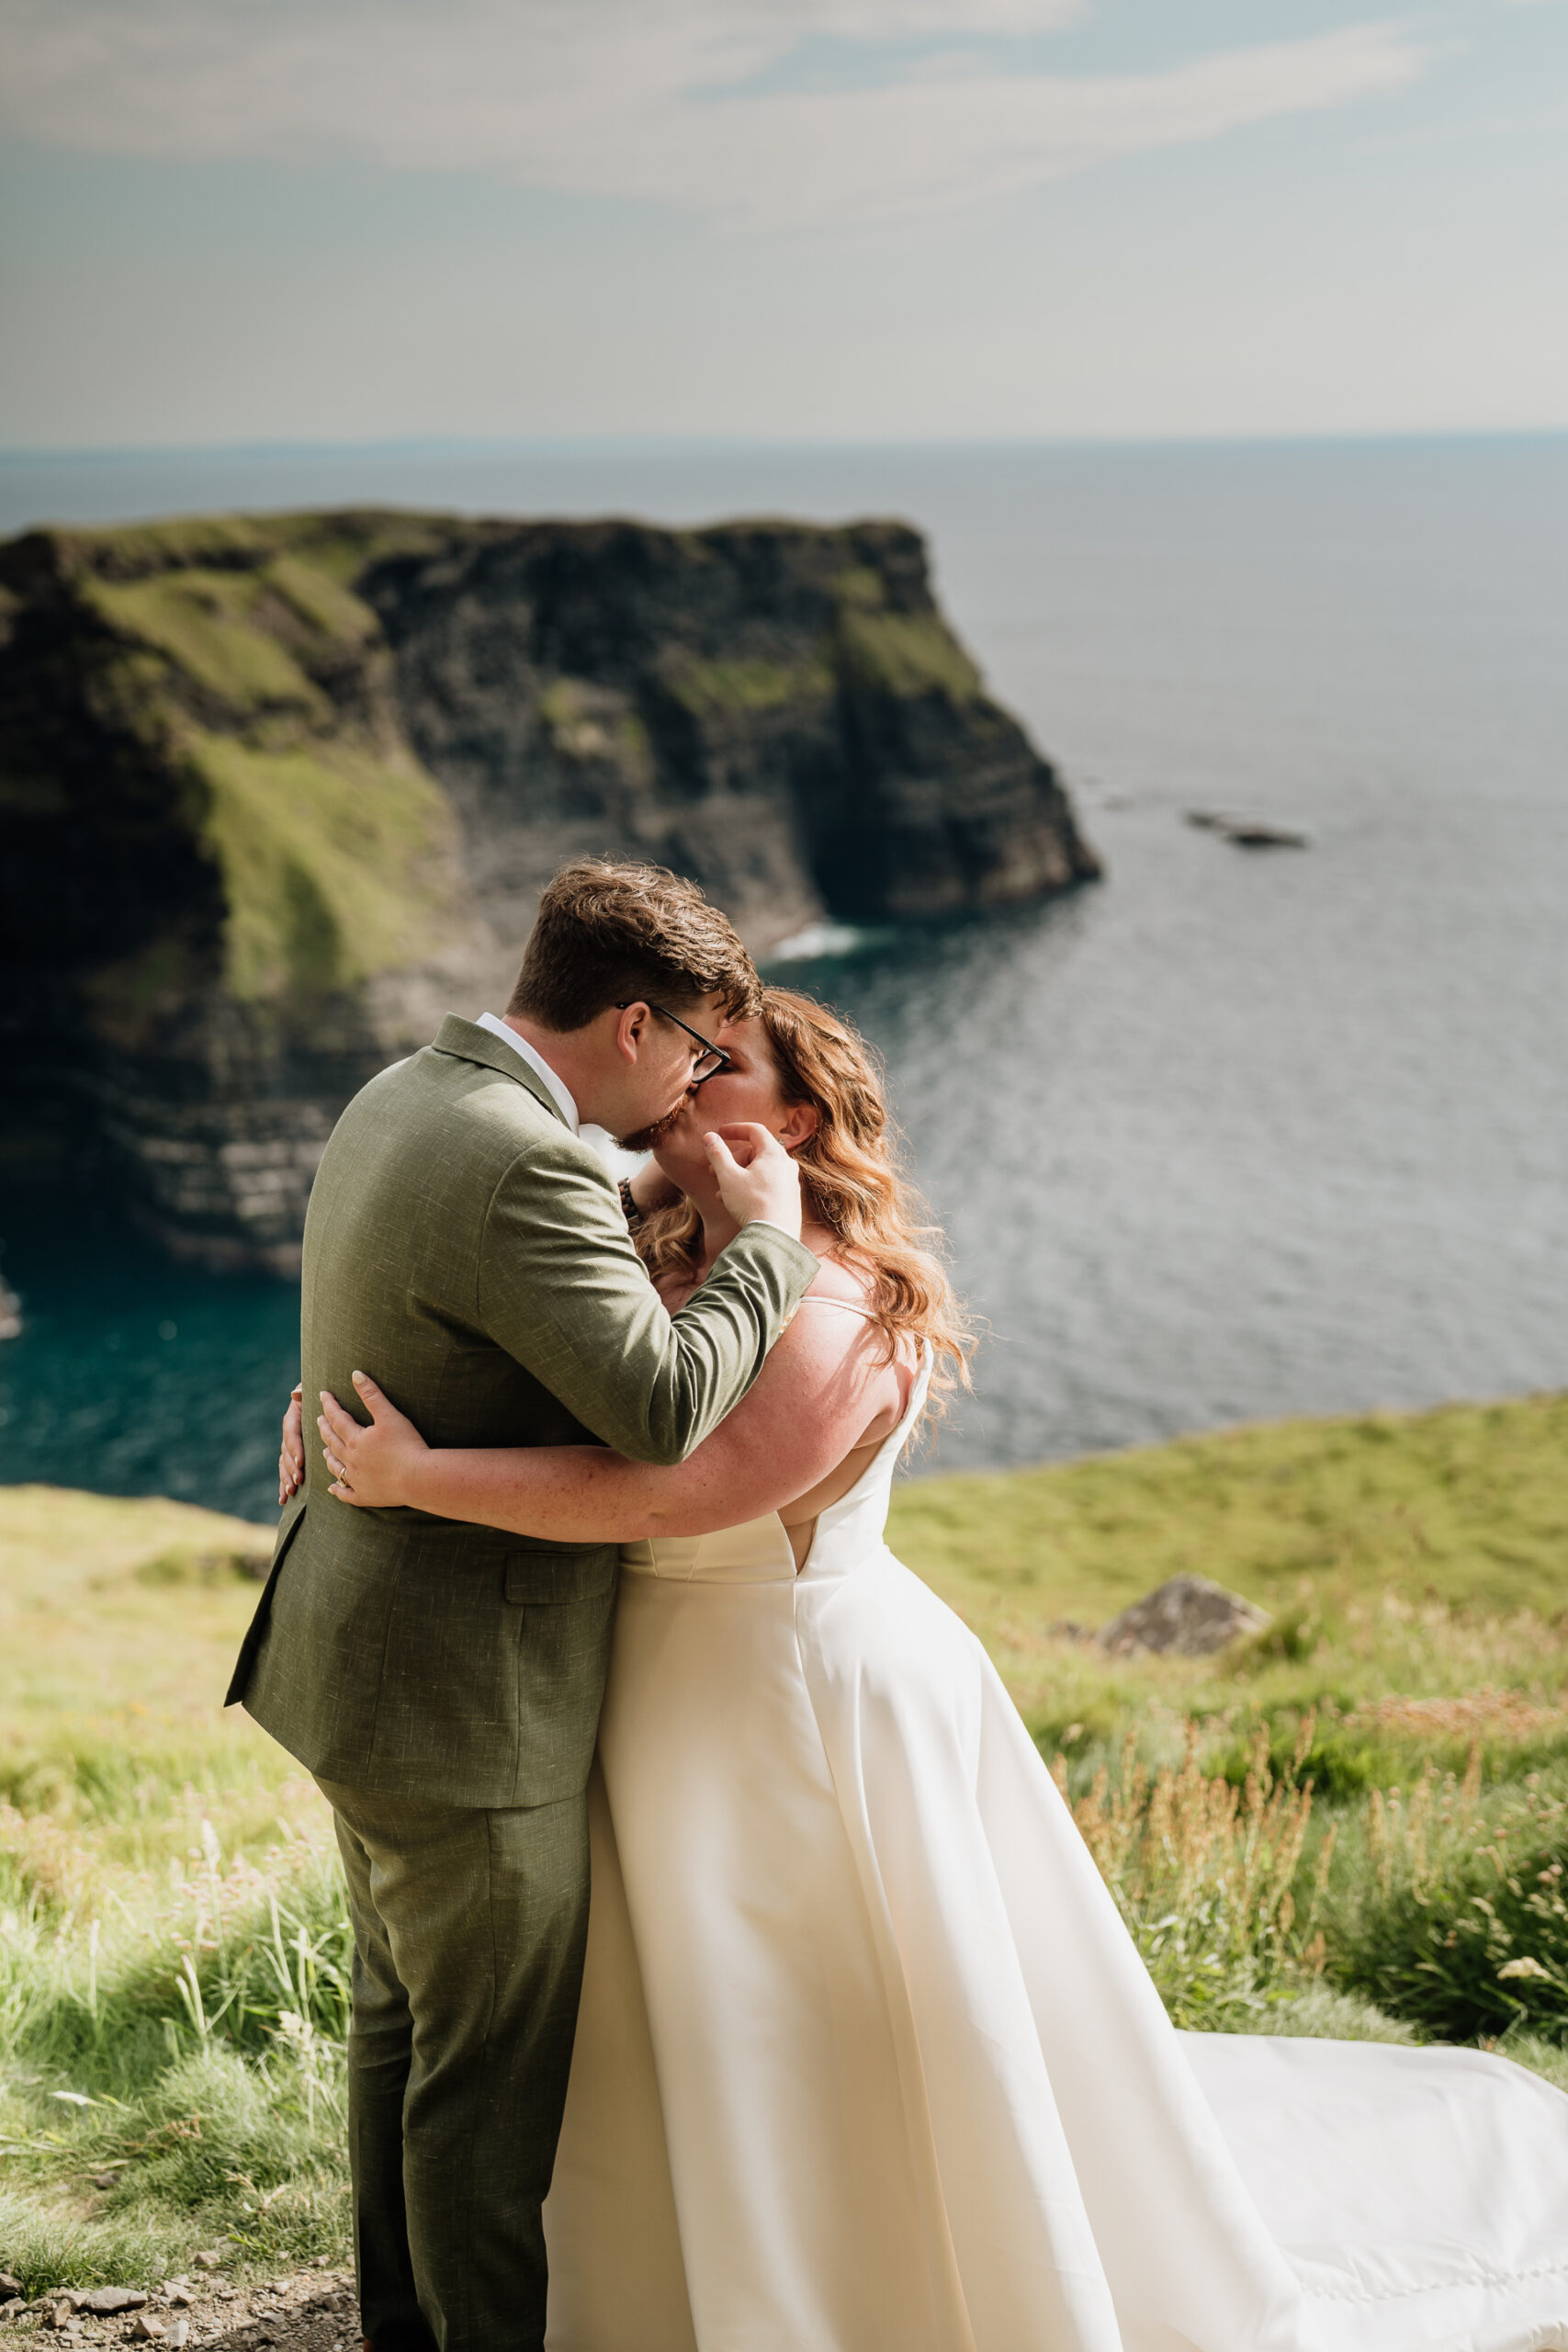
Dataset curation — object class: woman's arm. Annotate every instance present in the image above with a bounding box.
[318,1295,902,1542]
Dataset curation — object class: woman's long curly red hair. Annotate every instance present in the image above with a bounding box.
[637,986,975,1407]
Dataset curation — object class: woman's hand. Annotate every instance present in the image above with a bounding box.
[279,1385,304,1506]
[318,1372,431,1510]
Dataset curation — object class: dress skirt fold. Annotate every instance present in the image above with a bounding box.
[545,1358,1568,2352]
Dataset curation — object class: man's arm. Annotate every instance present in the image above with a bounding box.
[319,1307,896,1536]
[478,1131,818,1465]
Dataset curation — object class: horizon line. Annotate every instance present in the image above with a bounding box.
[4,425,1568,468]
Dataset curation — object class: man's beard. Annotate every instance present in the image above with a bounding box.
[615,1098,689,1156]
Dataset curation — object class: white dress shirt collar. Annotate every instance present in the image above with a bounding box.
[475,1012,581,1135]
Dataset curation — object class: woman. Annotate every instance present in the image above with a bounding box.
[295,989,1568,2352]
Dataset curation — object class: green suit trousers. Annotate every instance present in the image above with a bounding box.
[320,1778,590,2352]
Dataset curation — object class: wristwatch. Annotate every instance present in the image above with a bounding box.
[618,1176,643,1229]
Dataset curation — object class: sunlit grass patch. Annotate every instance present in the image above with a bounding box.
[1052,1722,1324,2030]
[0,1791,350,2291]
[1,1487,351,2284]
[890,1389,1568,1624]
[0,2040,349,2293]
[1319,1761,1568,2042]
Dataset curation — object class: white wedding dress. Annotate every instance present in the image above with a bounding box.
[543,1336,1568,2352]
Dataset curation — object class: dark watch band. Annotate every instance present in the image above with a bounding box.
[618,1176,643,1228]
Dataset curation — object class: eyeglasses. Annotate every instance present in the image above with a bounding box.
[616,1000,732,1085]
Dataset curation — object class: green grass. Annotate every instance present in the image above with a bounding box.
[1319,1764,1568,2040]
[51,511,449,592]
[4,1386,1567,2290]
[1,1488,351,2289]
[891,1391,1568,1795]
[830,565,888,611]
[186,731,459,999]
[84,571,324,716]
[892,1390,1568,1623]
[264,554,379,649]
[661,651,835,716]
[834,606,980,703]
[537,683,656,780]
[54,514,287,582]
[65,523,465,1007]
[888,1390,1568,2052]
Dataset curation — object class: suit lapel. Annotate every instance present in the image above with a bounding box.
[431,1013,571,1129]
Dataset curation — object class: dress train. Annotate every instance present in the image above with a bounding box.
[544,1349,1568,2351]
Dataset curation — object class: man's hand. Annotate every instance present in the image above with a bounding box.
[318,1372,431,1510]
[703,1124,803,1242]
[278,1385,304,1506]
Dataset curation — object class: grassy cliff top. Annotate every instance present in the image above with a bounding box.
[892,1386,1568,1624]
[0,1487,273,1793]
[890,1387,1568,1779]
[2,1390,1566,2290]
[7,505,929,589]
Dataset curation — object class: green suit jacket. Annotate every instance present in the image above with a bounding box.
[229,1014,818,1806]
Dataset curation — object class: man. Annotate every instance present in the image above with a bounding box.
[229,859,818,2352]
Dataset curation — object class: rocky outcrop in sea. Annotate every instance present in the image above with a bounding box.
[0,508,1098,1269]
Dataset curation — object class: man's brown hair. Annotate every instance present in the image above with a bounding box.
[507,858,761,1032]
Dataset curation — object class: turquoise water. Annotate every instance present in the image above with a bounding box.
[0,1191,302,1519]
[4,436,1566,1522]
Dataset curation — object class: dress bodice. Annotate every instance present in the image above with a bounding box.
[618,1343,933,1586]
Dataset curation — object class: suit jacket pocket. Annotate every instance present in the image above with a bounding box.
[503,1547,618,1606]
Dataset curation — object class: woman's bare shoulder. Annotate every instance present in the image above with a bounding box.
[799,1247,875,1310]
[657,1241,874,1329]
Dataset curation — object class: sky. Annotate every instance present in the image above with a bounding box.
[1,0,1566,448]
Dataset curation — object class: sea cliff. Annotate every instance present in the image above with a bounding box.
[0,509,1098,1268]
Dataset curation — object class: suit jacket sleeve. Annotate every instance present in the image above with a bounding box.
[478,1138,819,1464]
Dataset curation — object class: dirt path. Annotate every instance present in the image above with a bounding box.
[3,2269,359,2349]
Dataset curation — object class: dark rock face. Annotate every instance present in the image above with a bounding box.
[0,509,1098,1269]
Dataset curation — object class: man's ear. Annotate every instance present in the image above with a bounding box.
[612,1002,649,1065]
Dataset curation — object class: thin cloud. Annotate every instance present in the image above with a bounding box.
[0,2,1427,226]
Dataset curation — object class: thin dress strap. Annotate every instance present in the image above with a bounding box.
[796,1293,922,1402]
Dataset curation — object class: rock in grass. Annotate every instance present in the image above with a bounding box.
[79,2288,148,2314]
[1095,1573,1269,1657]
[0,2274,22,2302]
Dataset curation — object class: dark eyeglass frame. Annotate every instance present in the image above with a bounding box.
[615,999,733,1085]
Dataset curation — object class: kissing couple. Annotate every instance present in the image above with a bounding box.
[234,859,1568,2352]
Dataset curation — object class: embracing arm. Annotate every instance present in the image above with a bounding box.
[479,1127,818,1466]
[274,1136,811,1498]
[318,1304,898,1542]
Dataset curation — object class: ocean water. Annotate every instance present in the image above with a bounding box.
[2,436,1565,1521]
